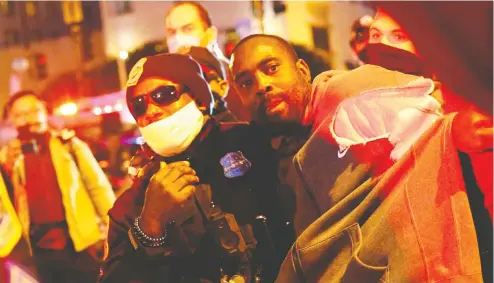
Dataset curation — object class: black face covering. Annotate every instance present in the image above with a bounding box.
[17,124,38,141]
[360,43,432,77]
[17,123,47,153]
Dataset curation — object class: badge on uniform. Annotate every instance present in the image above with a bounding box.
[220,151,252,178]
[127,58,147,87]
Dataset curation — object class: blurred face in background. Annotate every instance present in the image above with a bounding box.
[369,9,417,55]
[203,69,229,99]
[351,15,373,56]
[10,95,48,137]
[364,8,432,77]
[230,38,311,124]
[165,3,216,53]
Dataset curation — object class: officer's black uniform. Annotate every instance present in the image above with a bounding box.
[100,116,296,283]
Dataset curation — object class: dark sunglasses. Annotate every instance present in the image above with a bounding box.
[129,85,182,117]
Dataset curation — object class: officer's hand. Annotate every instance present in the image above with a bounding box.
[140,161,199,237]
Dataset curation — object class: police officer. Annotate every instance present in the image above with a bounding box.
[100,54,295,283]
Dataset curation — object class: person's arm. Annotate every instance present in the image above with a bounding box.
[452,106,493,154]
[0,139,21,181]
[101,160,200,282]
[100,209,173,283]
[71,137,116,224]
[452,106,493,219]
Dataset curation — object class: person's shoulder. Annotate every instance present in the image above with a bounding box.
[311,69,352,98]
[354,64,423,85]
[218,122,258,142]
[218,121,250,132]
[218,121,271,139]
[50,129,91,153]
[51,128,77,143]
[217,122,274,156]
[51,129,92,150]
[313,70,347,85]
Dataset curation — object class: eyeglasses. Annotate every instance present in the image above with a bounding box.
[129,85,181,117]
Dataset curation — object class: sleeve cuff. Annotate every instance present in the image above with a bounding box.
[128,228,174,257]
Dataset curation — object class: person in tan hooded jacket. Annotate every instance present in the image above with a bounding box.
[3,90,116,283]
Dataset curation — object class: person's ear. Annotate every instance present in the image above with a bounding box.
[217,80,229,98]
[219,80,229,92]
[296,59,311,83]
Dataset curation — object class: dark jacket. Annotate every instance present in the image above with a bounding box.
[100,119,296,283]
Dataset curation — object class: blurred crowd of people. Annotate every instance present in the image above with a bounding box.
[0,1,492,283]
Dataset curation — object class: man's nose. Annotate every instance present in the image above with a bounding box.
[255,74,273,97]
[26,114,38,122]
[14,116,28,125]
[16,120,28,127]
[380,34,393,47]
[144,104,165,122]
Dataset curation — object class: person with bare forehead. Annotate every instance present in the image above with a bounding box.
[100,53,296,283]
[230,28,491,282]
[165,1,250,121]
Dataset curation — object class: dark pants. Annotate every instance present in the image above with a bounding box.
[33,245,101,283]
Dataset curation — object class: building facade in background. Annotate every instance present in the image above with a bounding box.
[99,1,372,73]
[0,1,106,112]
[0,0,373,128]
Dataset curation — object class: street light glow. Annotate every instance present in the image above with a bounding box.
[58,102,78,116]
[119,50,129,60]
[93,107,102,115]
[114,103,123,111]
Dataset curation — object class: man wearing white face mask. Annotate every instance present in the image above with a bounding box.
[165,1,250,121]
[100,53,296,283]
[165,1,221,59]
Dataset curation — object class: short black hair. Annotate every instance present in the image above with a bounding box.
[2,90,45,121]
[167,1,213,28]
[232,34,299,62]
